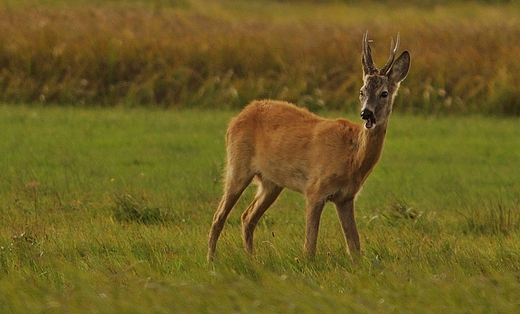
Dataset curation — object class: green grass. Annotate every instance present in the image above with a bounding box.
[0,105,519,313]
[1,1,519,312]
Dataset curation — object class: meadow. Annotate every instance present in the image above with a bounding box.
[0,106,519,313]
[1,0,520,312]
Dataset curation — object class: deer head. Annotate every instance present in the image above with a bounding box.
[360,32,410,130]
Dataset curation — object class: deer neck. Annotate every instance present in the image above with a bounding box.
[354,119,389,180]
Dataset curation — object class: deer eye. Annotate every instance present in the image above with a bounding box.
[381,91,388,98]
[359,90,364,96]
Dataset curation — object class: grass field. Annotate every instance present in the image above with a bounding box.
[0,105,519,312]
[1,0,520,312]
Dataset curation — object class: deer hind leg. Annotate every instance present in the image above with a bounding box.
[334,198,361,260]
[207,164,254,262]
[303,196,326,257]
[241,177,283,255]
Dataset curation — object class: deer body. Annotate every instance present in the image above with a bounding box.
[230,100,382,198]
[208,32,410,262]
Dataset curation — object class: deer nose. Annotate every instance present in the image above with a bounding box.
[360,109,374,120]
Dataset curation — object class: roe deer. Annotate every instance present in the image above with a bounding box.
[208,32,410,262]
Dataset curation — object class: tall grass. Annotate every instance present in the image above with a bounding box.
[1,0,520,114]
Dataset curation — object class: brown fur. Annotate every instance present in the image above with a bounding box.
[208,32,410,262]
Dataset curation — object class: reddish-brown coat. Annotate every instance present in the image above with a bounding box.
[208,32,410,262]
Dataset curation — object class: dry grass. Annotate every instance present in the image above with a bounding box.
[0,0,520,114]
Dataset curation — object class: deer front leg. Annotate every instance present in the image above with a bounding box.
[303,198,326,257]
[334,197,361,260]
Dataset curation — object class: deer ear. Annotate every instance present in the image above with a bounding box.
[388,51,410,84]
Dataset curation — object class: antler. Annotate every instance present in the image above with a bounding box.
[362,31,378,76]
[380,33,400,75]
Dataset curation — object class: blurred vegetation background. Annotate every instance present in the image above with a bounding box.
[0,0,519,114]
